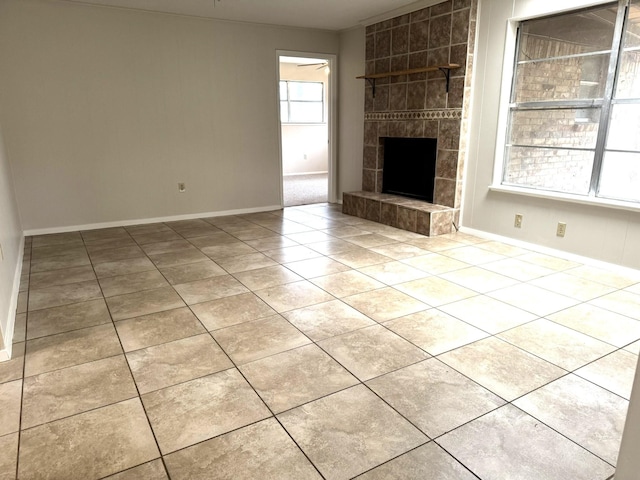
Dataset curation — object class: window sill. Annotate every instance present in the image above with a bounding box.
[488,184,640,213]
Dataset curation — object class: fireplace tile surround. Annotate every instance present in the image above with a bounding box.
[343,0,477,237]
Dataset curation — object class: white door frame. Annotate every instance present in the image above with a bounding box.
[276,50,338,205]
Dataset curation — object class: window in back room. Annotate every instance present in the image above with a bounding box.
[502,0,640,203]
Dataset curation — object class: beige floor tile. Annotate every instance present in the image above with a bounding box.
[0,433,18,480]
[132,231,183,245]
[575,350,638,399]
[625,340,640,355]
[22,355,137,429]
[173,275,248,305]
[216,252,278,273]
[32,232,83,248]
[244,235,299,251]
[439,295,537,334]
[590,290,640,320]
[0,342,24,384]
[140,240,195,255]
[439,405,614,480]
[318,324,429,381]
[518,252,581,271]
[127,334,232,393]
[344,234,397,249]
[30,252,91,273]
[369,243,430,260]
[566,264,640,288]
[438,337,566,401]
[212,315,311,364]
[85,238,138,254]
[25,323,123,377]
[284,257,351,279]
[12,313,25,343]
[407,237,466,252]
[530,272,617,301]
[367,359,504,438]
[158,260,226,285]
[200,242,257,260]
[328,248,392,269]
[16,292,27,314]
[148,250,210,269]
[29,266,96,289]
[514,374,627,464]
[400,253,469,275]
[89,245,145,264]
[441,246,507,265]
[283,300,375,341]
[499,319,616,370]
[240,344,358,413]
[474,241,531,257]
[233,265,302,290]
[165,419,320,480]
[104,459,168,480]
[322,226,370,238]
[28,280,102,311]
[286,231,333,244]
[115,307,204,352]
[481,257,555,281]
[306,238,362,255]
[99,270,168,297]
[255,281,333,312]
[278,385,427,480]
[229,226,276,241]
[0,380,21,436]
[264,245,323,263]
[385,310,489,355]
[342,287,428,322]
[356,442,476,480]
[93,257,157,279]
[107,286,185,320]
[358,261,429,285]
[185,233,238,249]
[142,369,271,454]
[18,398,160,480]
[547,303,640,347]
[311,270,385,298]
[440,266,518,293]
[488,283,579,317]
[626,282,640,295]
[395,277,477,307]
[191,292,276,331]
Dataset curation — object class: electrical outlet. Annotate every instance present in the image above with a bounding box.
[556,222,567,237]
[178,182,186,193]
[514,214,523,228]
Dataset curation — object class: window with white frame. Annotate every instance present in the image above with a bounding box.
[279,80,325,124]
[503,0,640,203]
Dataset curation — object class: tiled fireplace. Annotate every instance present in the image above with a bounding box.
[343,0,477,236]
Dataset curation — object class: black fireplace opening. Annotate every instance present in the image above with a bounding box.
[382,137,437,202]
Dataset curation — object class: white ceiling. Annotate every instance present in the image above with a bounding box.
[58,0,430,31]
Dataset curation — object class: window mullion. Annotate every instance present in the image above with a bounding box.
[589,0,630,196]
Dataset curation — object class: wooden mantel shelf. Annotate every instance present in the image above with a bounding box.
[357,63,460,96]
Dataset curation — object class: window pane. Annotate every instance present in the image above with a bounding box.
[514,54,609,102]
[621,1,640,49]
[289,102,323,123]
[606,104,640,151]
[289,82,323,101]
[509,108,600,149]
[615,50,640,99]
[504,147,594,194]
[598,151,640,201]
[517,4,617,62]
[280,101,288,122]
[279,81,288,100]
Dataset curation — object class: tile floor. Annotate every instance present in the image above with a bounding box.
[2,203,640,479]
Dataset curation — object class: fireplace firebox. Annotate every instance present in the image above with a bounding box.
[381,137,437,202]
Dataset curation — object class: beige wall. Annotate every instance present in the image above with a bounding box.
[463,0,640,270]
[0,0,340,231]
[0,122,23,358]
[337,27,366,198]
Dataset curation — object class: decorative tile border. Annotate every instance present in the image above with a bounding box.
[365,109,462,121]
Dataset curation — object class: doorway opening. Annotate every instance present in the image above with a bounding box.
[277,53,334,207]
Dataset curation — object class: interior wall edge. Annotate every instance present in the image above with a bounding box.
[23,204,283,237]
[0,234,24,362]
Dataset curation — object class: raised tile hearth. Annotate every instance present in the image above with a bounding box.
[342,191,456,236]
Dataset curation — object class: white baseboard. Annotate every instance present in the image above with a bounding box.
[460,226,640,276]
[0,234,25,362]
[283,171,329,177]
[23,205,283,236]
